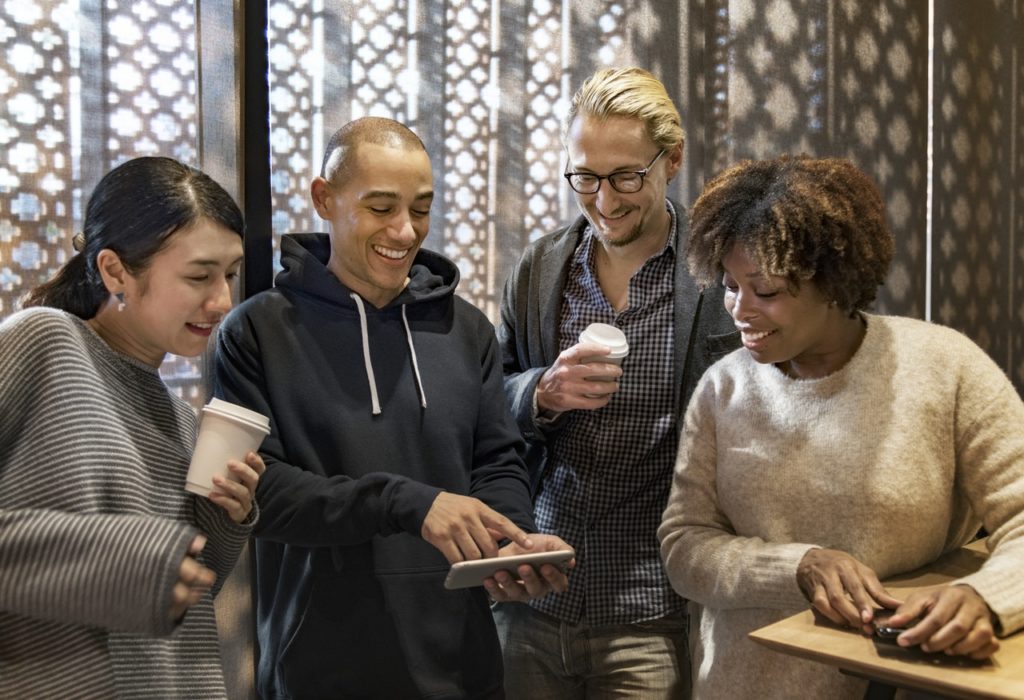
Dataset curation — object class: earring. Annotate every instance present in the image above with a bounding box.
[116,292,125,312]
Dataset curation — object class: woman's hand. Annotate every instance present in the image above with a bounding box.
[884,584,999,659]
[169,534,216,623]
[208,451,265,523]
[797,548,902,628]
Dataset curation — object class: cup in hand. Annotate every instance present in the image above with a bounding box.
[185,398,270,497]
[578,323,629,397]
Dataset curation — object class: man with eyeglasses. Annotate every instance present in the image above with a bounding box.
[493,67,739,697]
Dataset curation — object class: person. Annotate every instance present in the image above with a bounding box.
[495,66,740,697]
[214,116,571,700]
[658,154,1024,699]
[0,156,263,698]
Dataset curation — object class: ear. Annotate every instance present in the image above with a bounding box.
[94,249,128,295]
[310,177,334,220]
[665,143,684,181]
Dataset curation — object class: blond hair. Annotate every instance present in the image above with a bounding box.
[564,67,684,150]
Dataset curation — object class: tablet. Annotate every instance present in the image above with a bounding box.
[443,549,575,590]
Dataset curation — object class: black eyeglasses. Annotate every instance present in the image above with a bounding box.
[563,149,666,194]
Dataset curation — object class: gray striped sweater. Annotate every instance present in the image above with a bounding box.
[0,308,254,698]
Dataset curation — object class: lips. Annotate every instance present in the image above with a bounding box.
[186,320,220,337]
[738,327,777,350]
[373,244,410,260]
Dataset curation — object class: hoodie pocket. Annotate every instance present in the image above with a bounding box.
[276,571,420,699]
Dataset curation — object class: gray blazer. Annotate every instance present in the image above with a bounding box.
[496,198,740,485]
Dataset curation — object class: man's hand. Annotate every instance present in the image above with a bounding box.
[421,492,533,563]
[797,548,901,628]
[483,534,575,602]
[169,534,217,623]
[535,342,622,414]
[884,584,999,659]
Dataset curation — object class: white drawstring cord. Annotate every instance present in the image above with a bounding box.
[351,293,382,415]
[402,305,427,409]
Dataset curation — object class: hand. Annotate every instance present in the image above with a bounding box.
[535,342,623,414]
[797,548,901,628]
[208,451,265,523]
[421,492,534,563]
[884,584,999,659]
[169,534,216,623]
[483,534,575,602]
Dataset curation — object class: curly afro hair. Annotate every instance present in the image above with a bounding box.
[687,155,894,315]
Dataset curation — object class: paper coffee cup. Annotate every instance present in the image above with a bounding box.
[185,398,271,497]
[579,322,629,367]
[578,323,628,397]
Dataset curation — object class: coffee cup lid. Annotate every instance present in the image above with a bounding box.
[205,397,271,430]
[579,323,628,357]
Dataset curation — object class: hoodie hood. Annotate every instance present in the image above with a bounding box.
[274,233,460,416]
[275,233,459,309]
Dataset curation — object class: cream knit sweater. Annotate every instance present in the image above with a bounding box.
[659,314,1024,699]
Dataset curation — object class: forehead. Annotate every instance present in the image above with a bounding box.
[565,114,656,169]
[340,143,433,196]
[160,219,242,261]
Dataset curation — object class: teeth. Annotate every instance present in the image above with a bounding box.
[743,329,774,340]
[374,245,408,260]
[191,322,216,329]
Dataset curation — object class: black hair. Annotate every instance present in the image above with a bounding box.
[23,156,244,318]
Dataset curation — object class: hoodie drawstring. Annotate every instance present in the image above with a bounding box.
[402,305,428,409]
[351,294,382,415]
[350,293,428,415]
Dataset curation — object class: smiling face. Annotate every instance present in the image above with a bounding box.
[565,114,681,250]
[120,219,243,363]
[721,245,863,379]
[312,142,433,308]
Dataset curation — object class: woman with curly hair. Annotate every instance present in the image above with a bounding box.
[658,155,1024,698]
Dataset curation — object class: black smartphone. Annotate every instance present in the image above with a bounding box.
[872,611,919,641]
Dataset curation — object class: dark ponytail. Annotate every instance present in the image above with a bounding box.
[23,156,244,319]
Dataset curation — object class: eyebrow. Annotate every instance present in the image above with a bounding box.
[360,190,434,202]
[187,256,244,267]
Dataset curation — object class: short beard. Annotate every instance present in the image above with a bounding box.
[594,221,645,248]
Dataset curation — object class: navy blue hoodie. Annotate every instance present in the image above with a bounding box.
[215,233,535,699]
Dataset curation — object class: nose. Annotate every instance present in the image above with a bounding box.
[390,211,418,244]
[208,276,234,315]
[593,178,621,212]
[729,288,756,322]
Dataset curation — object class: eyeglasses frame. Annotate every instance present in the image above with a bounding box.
[563,149,667,195]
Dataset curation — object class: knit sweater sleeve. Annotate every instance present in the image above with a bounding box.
[945,349,1024,635]
[0,310,197,635]
[658,373,817,611]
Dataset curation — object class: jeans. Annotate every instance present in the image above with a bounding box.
[492,603,690,699]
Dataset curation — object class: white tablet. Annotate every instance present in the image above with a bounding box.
[443,549,575,590]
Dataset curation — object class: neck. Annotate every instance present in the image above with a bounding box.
[87,304,164,368]
[780,312,867,380]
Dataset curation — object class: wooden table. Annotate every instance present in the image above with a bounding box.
[749,540,1024,699]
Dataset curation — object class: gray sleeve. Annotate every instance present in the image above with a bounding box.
[0,509,196,635]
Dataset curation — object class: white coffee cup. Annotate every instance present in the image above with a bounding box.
[185,398,271,497]
[578,323,629,396]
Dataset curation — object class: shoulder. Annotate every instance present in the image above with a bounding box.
[0,307,85,354]
[513,216,585,269]
[220,288,289,332]
[871,314,994,365]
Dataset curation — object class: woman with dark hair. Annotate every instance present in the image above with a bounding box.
[1,156,264,698]
[658,155,1024,699]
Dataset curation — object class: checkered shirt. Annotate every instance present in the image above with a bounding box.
[531,204,682,626]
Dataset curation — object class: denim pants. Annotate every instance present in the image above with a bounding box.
[492,603,690,699]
